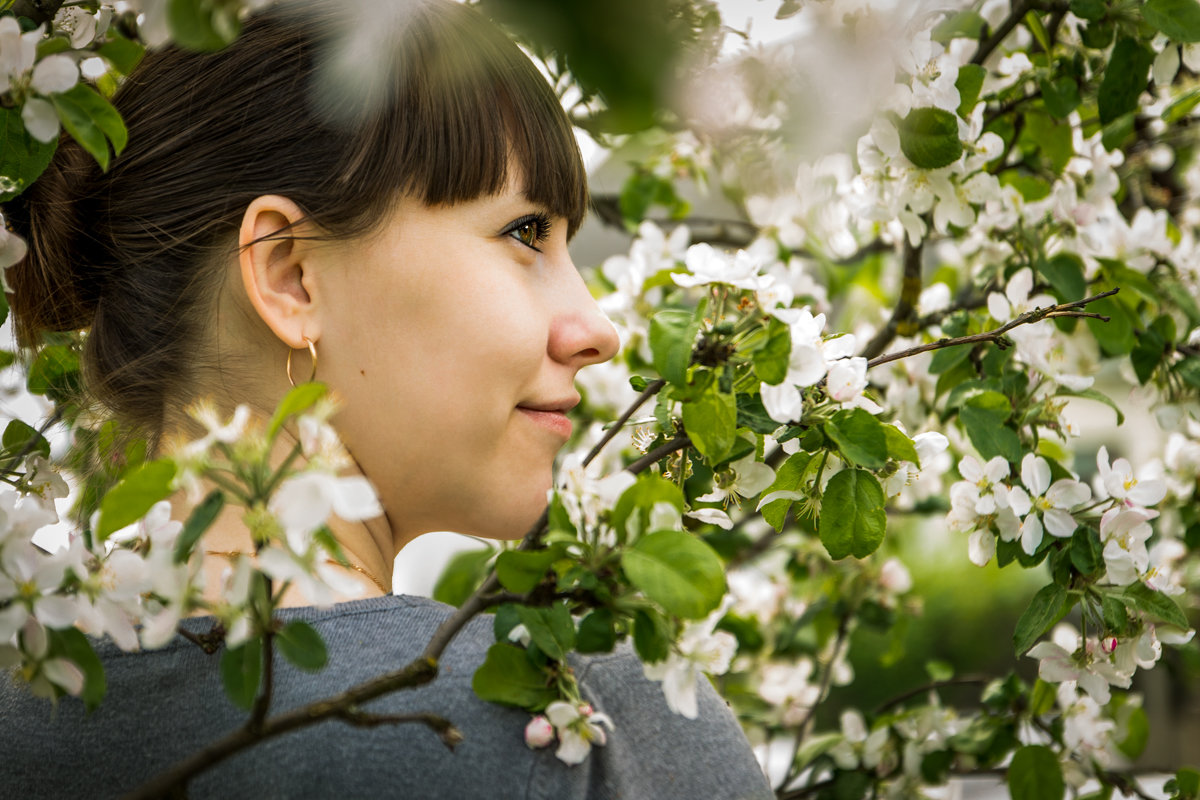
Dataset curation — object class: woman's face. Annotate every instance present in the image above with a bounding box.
[310,172,619,550]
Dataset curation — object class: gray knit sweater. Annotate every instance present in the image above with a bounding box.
[0,594,773,799]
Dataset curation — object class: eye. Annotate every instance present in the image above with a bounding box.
[503,212,553,252]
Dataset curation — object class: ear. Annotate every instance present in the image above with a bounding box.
[238,195,322,349]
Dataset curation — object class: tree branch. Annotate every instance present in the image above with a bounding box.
[859,238,923,360]
[582,379,665,468]
[872,675,992,715]
[625,434,691,475]
[971,0,1034,66]
[781,612,852,789]
[865,288,1119,371]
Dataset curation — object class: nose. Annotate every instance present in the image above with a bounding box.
[547,259,620,368]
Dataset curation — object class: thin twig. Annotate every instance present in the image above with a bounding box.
[866,288,1119,371]
[582,379,666,468]
[333,709,463,750]
[872,675,992,715]
[971,0,1034,66]
[625,434,691,475]
[859,238,924,360]
[781,612,852,789]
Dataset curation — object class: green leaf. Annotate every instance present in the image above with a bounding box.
[0,106,57,202]
[1040,254,1086,302]
[267,382,327,438]
[58,85,127,156]
[576,608,617,653]
[818,469,886,560]
[1007,745,1065,800]
[883,424,920,466]
[26,344,81,405]
[1056,387,1125,426]
[1172,767,1200,798]
[897,107,963,169]
[167,0,242,51]
[431,547,495,607]
[649,309,700,386]
[1121,582,1190,629]
[824,408,889,470]
[681,385,736,462]
[2,419,50,460]
[612,474,684,539]
[1069,0,1106,21]
[48,628,105,712]
[96,35,145,75]
[275,620,328,672]
[1029,679,1057,716]
[622,530,725,619]
[50,91,109,171]
[220,638,263,711]
[1069,527,1103,576]
[632,607,671,662]
[495,547,561,594]
[1102,594,1132,636]
[1164,86,1200,123]
[1013,582,1069,655]
[956,63,986,118]
[1175,358,1200,390]
[1098,38,1154,124]
[736,393,781,435]
[96,459,177,542]
[515,603,575,660]
[1022,110,1073,174]
[760,452,811,531]
[959,391,1021,463]
[1039,75,1081,119]
[471,643,555,710]
[929,343,971,375]
[1083,298,1135,356]
[173,490,225,564]
[1145,0,1200,42]
[1131,327,1167,384]
[1117,705,1149,759]
[753,317,791,385]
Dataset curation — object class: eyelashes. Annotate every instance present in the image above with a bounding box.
[502,212,553,252]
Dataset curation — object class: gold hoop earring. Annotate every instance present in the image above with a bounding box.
[286,338,317,387]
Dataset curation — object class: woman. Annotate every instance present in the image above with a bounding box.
[0,1,773,797]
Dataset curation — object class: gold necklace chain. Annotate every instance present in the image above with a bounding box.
[204,550,390,596]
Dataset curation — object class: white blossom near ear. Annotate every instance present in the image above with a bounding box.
[269,471,383,553]
[544,701,613,765]
[0,16,39,94]
[1011,454,1090,555]
[53,7,100,49]
[557,453,636,537]
[1096,446,1167,507]
[0,217,28,271]
[22,455,68,515]
[672,243,774,292]
[642,605,737,719]
[20,97,58,143]
[30,54,78,95]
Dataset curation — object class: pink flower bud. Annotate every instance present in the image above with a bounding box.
[524,715,554,749]
[578,703,593,717]
[1102,636,1118,654]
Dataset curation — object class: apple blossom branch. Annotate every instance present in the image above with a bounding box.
[129,379,689,798]
[865,288,1120,371]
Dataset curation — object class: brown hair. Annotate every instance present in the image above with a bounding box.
[4,0,587,437]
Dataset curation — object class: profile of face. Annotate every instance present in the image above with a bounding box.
[254,172,619,551]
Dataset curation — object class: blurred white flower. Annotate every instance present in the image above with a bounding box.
[643,605,737,719]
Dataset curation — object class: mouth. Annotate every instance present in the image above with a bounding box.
[516,396,579,440]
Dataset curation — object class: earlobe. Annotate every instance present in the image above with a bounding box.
[238,195,322,349]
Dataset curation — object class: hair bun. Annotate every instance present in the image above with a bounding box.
[5,139,101,344]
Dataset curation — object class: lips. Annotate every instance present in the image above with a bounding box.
[516,395,579,440]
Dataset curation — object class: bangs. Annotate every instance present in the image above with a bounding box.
[323,1,588,237]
